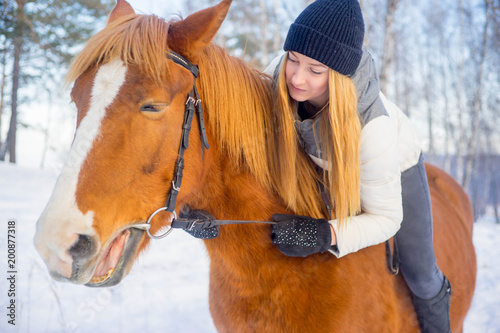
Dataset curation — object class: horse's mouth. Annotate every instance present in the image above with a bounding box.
[85,227,145,287]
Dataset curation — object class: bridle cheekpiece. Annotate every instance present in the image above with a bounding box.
[135,50,276,240]
[144,50,210,239]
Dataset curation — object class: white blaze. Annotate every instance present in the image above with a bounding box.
[34,59,127,279]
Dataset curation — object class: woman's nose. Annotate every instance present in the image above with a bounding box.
[291,67,306,85]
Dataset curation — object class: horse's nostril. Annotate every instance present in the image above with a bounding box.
[68,234,95,260]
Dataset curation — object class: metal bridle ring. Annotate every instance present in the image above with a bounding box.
[146,207,177,239]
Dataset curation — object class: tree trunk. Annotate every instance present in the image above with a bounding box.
[434,0,452,174]
[259,0,268,67]
[379,0,399,94]
[272,0,280,55]
[423,63,434,160]
[455,0,467,184]
[421,16,435,161]
[463,0,489,189]
[492,165,500,224]
[485,129,499,224]
[7,0,25,163]
[7,40,20,163]
[0,49,7,145]
[39,88,53,169]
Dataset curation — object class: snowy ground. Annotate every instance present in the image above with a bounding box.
[0,162,498,333]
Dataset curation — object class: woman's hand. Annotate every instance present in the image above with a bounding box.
[271,214,334,257]
[179,208,219,239]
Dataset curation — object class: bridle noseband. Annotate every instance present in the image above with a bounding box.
[133,51,275,239]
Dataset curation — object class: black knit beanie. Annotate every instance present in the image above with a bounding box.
[284,0,365,76]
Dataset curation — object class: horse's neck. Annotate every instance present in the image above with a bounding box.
[198,155,283,265]
[200,161,346,331]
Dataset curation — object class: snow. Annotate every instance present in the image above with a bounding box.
[0,162,499,333]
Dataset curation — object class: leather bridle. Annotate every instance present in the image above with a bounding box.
[134,51,276,240]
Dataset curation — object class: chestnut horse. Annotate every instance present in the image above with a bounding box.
[34,0,476,331]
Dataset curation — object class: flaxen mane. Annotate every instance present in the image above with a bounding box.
[66,13,327,219]
[66,14,171,84]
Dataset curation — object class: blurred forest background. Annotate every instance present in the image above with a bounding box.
[0,0,499,221]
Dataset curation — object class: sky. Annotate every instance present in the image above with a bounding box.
[126,0,184,16]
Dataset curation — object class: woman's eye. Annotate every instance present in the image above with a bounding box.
[140,103,168,112]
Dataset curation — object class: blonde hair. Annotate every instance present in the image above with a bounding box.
[272,52,361,225]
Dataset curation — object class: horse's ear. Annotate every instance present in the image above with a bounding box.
[168,0,232,61]
[107,0,135,26]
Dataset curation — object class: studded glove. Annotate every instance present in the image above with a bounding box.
[179,208,219,239]
[271,214,332,257]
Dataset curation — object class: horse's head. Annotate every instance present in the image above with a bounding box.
[34,0,232,286]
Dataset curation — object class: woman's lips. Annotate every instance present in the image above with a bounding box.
[290,83,306,93]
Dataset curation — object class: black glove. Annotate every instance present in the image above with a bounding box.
[271,214,332,257]
[179,208,219,239]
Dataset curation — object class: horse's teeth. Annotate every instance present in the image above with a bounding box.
[106,268,114,277]
[91,268,115,284]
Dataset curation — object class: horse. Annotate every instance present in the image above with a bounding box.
[34,0,477,331]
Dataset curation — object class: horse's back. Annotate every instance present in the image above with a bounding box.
[425,163,476,332]
[426,163,474,232]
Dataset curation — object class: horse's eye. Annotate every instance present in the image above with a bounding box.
[140,103,168,113]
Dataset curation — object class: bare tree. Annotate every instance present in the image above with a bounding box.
[454,0,468,184]
[0,48,7,149]
[272,0,282,55]
[1,0,112,164]
[463,0,491,189]
[259,0,269,66]
[6,0,24,163]
[379,0,399,94]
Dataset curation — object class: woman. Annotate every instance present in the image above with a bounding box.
[183,0,451,331]
[264,0,451,332]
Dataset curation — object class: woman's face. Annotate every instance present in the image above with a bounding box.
[285,51,329,108]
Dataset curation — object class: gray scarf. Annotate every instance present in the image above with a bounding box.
[293,49,387,159]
